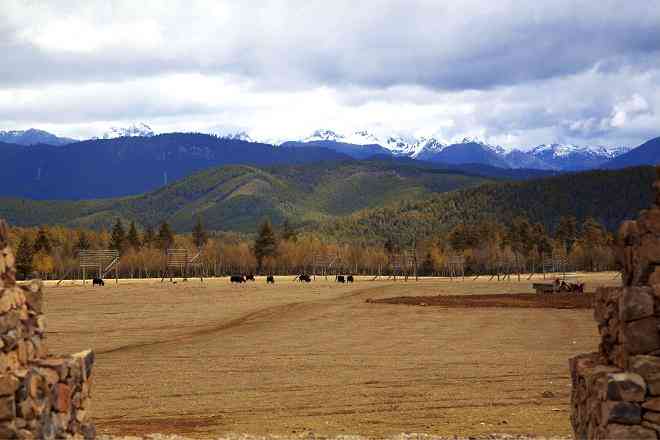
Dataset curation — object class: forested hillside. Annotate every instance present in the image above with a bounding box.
[0,161,488,232]
[318,166,656,243]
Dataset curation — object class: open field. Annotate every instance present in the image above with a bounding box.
[41,273,620,439]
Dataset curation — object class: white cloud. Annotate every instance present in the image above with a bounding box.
[0,0,659,148]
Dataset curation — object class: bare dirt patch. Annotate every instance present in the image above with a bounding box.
[368,293,593,310]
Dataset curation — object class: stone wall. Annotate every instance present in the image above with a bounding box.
[570,167,660,439]
[0,219,95,439]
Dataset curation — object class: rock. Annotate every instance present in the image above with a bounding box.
[607,372,647,401]
[620,287,655,321]
[646,410,660,425]
[643,420,660,434]
[643,398,660,411]
[72,350,94,381]
[623,317,660,355]
[602,401,641,424]
[631,355,660,394]
[21,282,42,315]
[0,396,15,421]
[53,383,71,413]
[0,375,19,396]
[604,423,657,440]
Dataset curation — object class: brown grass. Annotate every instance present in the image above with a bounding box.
[41,273,619,439]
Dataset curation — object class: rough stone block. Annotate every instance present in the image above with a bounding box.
[607,372,647,401]
[603,423,657,439]
[602,400,642,424]
[53,383,71,413]
[646,411,660,425]
[624,317,660,355]
[0,375,19,396]
[0,396,15,421]
[620,287,655,321]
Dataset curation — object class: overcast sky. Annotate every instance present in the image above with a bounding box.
[1,0,659,149]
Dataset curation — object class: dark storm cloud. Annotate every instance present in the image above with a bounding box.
[1,1,660,91]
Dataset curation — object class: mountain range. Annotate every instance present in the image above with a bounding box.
[2,125,646,172]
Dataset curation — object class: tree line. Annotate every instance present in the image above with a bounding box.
[4,212,617,281]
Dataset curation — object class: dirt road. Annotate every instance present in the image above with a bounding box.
[43,274,616,438]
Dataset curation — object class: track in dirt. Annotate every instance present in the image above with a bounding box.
[369,293,593,309]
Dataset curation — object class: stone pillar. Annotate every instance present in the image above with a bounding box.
[570,167,660,439]
[0,219,95,440]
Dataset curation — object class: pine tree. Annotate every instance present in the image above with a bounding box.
[253,219,278,273]
[15,235,34,280]
[75,230,91,257]
[142,226,156,248]
[33,226,51,254]
[192,216,208,249]
[127,221,141,251]
[157,221,174,251]
[556,216,578,253]
[110,218,126,253]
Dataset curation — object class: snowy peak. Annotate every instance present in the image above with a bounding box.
[529,143,631,159]
[304,129,345,143]
[0,128,76,146]
[219,131,254,142]
[100,123,154,139]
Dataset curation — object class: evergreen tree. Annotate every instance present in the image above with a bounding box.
[253,219,278,273]
[556,216,578,253]
[157,221,174,251]
[127,221,141,251]
[75,230,91,257]
[142,226,156,248]
[33,226,51,254]
[192,216,208,249]
[15,235,34,280]
[109,218,126,253]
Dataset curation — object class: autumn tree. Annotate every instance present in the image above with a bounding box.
[33,226,51,254]
[281,219,297,242]
[142,226,156,248]
[254,219,278,273]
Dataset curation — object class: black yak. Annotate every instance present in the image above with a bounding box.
[230,275,246,283]
[92,277,104,287]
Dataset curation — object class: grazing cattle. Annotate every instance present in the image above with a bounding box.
[266,275,275,284]
[245,274,256,281]
[346,275,354,283]
[297,274,312,283]
[230,275,246,283]
[92,277,104,287]
[336,275,345,283]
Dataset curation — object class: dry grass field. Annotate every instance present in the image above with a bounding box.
[40,273,620,439]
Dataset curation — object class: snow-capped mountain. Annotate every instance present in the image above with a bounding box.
[287,129,633,171]
[218,131,254,142]
[99,123,155,139]
[506,143,633,171]
[0,128,76,146]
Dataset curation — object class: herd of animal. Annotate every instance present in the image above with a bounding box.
[90,274,356,286]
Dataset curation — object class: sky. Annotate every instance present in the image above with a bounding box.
[1,0,659,149]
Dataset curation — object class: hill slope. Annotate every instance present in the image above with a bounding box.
[318,166,656,243]
[0,160,489,232]
[603,137,660,169]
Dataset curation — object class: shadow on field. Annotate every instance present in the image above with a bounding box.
[368,292,593,309]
